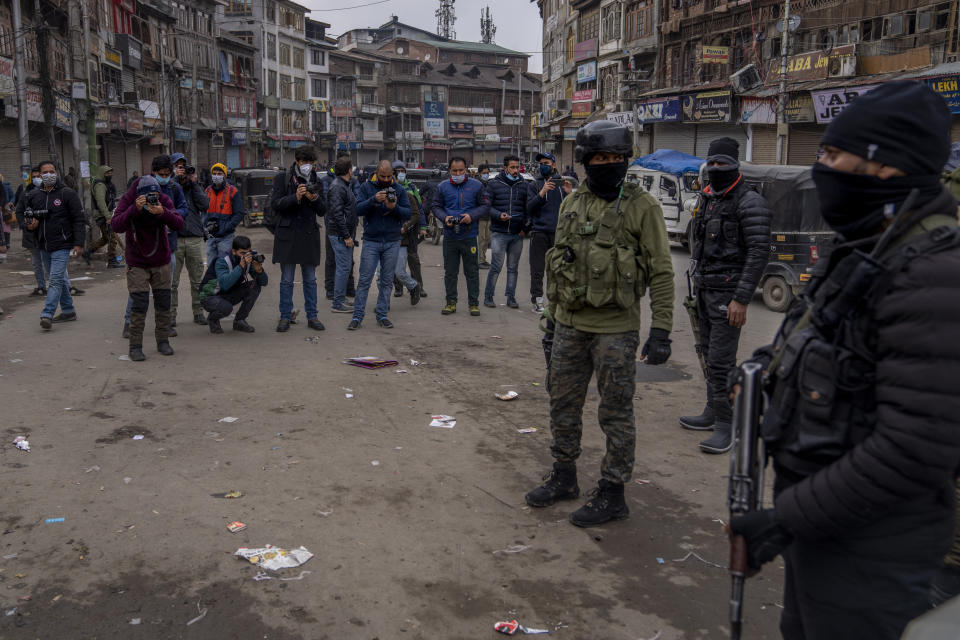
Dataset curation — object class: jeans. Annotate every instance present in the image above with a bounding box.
[279,263,319,320]
[325,230,355,296]
[395,245,419,292]
[442,237,480,306]
[126,253,175,324]
[30,248,46,289]
[352,239,400,323]
[172,236,205,317]
[40,249,74,319]
[484,231,523,302]
[529,231,555,301]
[206,234,234,265]
[329,237,355,308]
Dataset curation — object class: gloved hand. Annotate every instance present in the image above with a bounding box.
[729,509,792,571]
[641,328,672,365]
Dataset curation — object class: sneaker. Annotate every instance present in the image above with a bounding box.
[420,290,428,298]
[680,405,715,431]
[209,319,224,334]
[569,480,629,527]
[307,319,325,331]
[347,319,361,330]
[157,340,175,356]
[441,302,457,315]
[699,423,733,454]
[393,287,403,298]
[193,313,207,325]
[122,322,130,339]
[325,292,334,300]
[469,305,480,316]
[40,316,52,331]
[52,312,77,323]
[276,318,291,333]
[506,299,519,309]
[129,346,146,361]
[233,319,256,333]
[410,287,421,306]
[331,304,352,313]
[377,318,394,329]
[69,286,85,296]
[524,462,579,508]
[483,298,496,308]
[29,287,44,297]
[533,297,545,313]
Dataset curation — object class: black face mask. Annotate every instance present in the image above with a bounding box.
[811,163,943,240]
[584,161,628,201]
[707,164,740,192]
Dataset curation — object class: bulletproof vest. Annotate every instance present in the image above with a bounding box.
[545,188,646,311]
[694,182,747,280]
[762,218,960,476]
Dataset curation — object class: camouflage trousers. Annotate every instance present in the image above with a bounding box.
[547,323,640,484]
[127,264,172,347]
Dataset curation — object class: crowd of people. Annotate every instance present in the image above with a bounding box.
[3,80,960,640]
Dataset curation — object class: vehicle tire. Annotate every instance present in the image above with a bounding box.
[682,223,693,252]
[242,214,251,228]
[762,276,793,313]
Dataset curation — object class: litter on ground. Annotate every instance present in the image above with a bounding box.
[343,357,398,369]
[218,417,239,423]
[429,415,456,428]
[235,545,313,571]
[496,390,519,401]
[12,436,29,452]
[517,428,537,434]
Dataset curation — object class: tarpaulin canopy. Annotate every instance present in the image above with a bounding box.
[632,149,704,176]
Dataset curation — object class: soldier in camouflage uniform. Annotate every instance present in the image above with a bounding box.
[525,121,675,527]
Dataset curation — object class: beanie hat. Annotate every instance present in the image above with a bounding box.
[820,80,951,176]
[135,174,160,196]
[707,137,739,162]
[211,162,228,175]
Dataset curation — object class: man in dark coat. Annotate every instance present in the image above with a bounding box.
[325,157,359,314]
[526,152,572,313]
[321,151,357,300]
[730,80,960,640]
[269,145,326,333]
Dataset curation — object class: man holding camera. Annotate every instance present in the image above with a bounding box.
[203,163,244,265]
[171,153,210,326]
[21,161,85,330]
[349,159,412,330]
[325,157,359,314]
[199,235,267,333]
[111,175,184,361]
[269,145,326,332]
[321,151,357,301]
[527,152,572,313]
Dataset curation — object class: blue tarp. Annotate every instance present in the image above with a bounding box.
[631,149,704,176]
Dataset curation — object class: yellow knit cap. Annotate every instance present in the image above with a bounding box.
[211,162,228,175]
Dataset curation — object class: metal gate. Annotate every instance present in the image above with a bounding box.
[787,125,824,166]
[653,123,696,155]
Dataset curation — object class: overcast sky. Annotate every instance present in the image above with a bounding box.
[303,0,544,73]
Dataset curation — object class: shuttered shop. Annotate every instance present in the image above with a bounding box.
[750,125,778,164]
[693,123,748,158]
[787,125,824,166]
[653,123,696,155]
[951,118,960,142]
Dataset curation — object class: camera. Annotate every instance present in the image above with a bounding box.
[449,215,463,234]
[186,165,196,175]
[145,192,160,206]
[23,208,48,222]
[250,250,266,264]
[385,186,397,204]
[205,220,220,235]
[305,182,321,195]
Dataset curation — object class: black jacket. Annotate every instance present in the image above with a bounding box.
[269,164,325,265]
[15,183,40,250]
[526,173,568,234]
[22,179,86,252]
[325,175,358,240]
[694,179,771,303]
[484,171,529,235]
[178,178,210,238]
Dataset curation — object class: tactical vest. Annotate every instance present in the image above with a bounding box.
[545,188,646,311]
[762,216,960,476]
[206,184,237,218]
[693,181,747,286]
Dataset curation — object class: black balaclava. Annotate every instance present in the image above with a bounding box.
[583,154,628,201]
[706,137,740,193]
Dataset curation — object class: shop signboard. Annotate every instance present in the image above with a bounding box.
[449,121,474,137]
[231,131,247,145]
[636,97,680,122]
[563,127,578,140]
[425,117,444,136]
[573,89,594,102]
[126,108,143,134]
[702,46,729,65]
[424,101,444,119]
[174,127,191,141]
[739,97,777,124]
[811,85,877,123]
[681,90,732,122]
[331,98,354,117]
[577,62,597,84]
[574,38,596,62]
[572,101,591,118]
[927,75,960,114]
[54,93,72,131]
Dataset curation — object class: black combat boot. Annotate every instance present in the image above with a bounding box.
[157,340,174,356]
[129,345,146,362]
[568,479,629,527]
[699,423,733,454]
[525,462,579,508]
[680,404,715,431]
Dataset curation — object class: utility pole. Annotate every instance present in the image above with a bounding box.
[191,32,199,163]
[81,0,97,173]
[11,0,30,180]
[67,1,84,204]
[35,0,59,166]
[517,72,522,160]
[776,0,791,165]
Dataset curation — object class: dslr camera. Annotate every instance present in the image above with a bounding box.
[186,165,196,175]
[449,215,464,234]
[385,186,398,204]
[250,249,266,264]
[305,181,321,196]
[145,192,160,206]
[23,208,49,223]
[205,219,220,235]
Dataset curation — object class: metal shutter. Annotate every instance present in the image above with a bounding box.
[787,124,824,166]
[951,118,960,142]
[749,125,778,165]
[694,123,748,158]
[653,123,696,155]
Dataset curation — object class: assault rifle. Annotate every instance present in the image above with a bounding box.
[727,362,765,640]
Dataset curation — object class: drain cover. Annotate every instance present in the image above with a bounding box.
[635,361,692,383]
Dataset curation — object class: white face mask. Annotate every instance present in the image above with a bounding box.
[396,172,406,182]
[450,173,466,184]
[211,174,225,185]
[32,177,42,187]
[299,163,313,176]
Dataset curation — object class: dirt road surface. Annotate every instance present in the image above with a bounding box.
[1,228,786,639]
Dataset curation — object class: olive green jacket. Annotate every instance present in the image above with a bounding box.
[548,181,674,334]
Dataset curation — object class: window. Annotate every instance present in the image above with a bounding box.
[279,43,290,66]
[395,61,418,75]
[265,1,276,22]
[232,31,254,46]
[359,90,376,104]
[294,78,305,101]
[225,0,251,16]
[578,10,599,41]
[102,65,121,102]
[311,49,324,66]
[280,74,292,99]
[625,2,652,41]
[293,47,304,69]
[53,46,67,81]
[282,109,293,133]
[312,78,327,96]
[333,80,354,99]
[268,69,277,96]
[565,27,574,63]
[601,5,621,43]
[268,108,278,131]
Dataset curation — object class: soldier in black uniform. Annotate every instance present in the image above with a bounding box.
[681,138,771,454]
[729,81,960,640]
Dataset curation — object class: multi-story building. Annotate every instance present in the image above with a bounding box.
[305,18,336,161]
[217,32,258,168]
[327,47,389,167]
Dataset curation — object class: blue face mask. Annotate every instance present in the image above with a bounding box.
[539,164,552,177]
[506,172,520,182]
[155,175,170,186]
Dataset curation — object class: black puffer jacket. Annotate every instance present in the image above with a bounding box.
[325,175,358,240]
[22,179,86,252]
[269,164,325,265]
[484,171,529,235]
[694,180,771,303]
[766,190,960,548]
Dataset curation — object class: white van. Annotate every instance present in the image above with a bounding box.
[626,162,702,249]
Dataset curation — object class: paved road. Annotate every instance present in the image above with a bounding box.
[0,229,786,638]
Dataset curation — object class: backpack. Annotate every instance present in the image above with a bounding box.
[263,170,285,234]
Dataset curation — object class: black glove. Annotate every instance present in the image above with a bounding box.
[641,328,672,365]
[730,509,792,571]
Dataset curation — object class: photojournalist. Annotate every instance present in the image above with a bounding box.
[198,235,269,334]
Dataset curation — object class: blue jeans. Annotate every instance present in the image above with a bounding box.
[40,249,74,318]
[329,237,354,308]
[280,263,319,320]
[31,248,46,289]
[352,239,399,323]
[396,245,418,292]
[484,232,523,302]
[206,235,234,265]
[126,253,175,323]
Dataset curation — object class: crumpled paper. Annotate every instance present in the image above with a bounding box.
[235,545,313,571]
[12,436,29,452]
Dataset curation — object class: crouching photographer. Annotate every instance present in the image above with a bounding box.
[198,235,267,334]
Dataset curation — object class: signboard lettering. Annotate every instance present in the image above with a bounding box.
[739,97,776,124]
[927,75,960,114]
[784,93,816,123]
[811,85,877,123]
[681,91,731,122]
[572,101,591,118]
[577,62,597,84]
[769,44,856,82]
[702,46,729,65]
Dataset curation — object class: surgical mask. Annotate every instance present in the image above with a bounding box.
[299,163,313,176]
[539,164,552,177]
[396,172,406,182]
[156,175,170,186]
[41,173,57,187]
[32,177,42,187]
[450,173,466,184]
[584,162,627,201]
[506,172,520,182]
[480,174,490,182]
[211,174,225,186]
